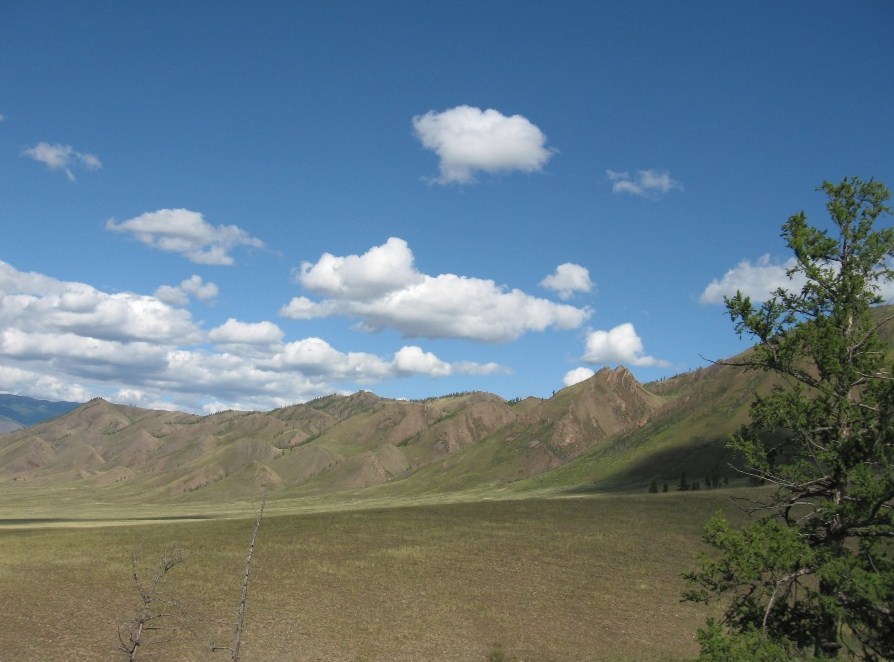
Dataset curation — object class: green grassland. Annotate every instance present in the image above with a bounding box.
[0,488,745,661]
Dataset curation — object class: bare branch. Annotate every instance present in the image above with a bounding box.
[763,567,815,633]
[119,545,192,661]
[218,498,266,662]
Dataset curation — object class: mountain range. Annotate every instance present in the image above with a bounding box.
[12,305,894,502]
[0,357,767,501]
[0,394,81,434]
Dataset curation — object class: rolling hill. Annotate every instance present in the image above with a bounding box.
[19,300,894,502]
[0,358,761,502]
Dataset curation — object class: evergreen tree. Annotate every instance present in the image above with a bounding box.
[683,178,894,659]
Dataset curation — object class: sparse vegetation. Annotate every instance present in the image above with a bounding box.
[411,390,478,403]
[0,491,731,660]
[118,544,192,661]
[212,500,265,662]
[487,641,519,661]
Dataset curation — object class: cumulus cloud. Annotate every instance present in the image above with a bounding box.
[563,367,595,387]
[701,254,894,305]
[0,364,91,403]
[106,209,264,265]
[278,296,337,319]
[263,338,503,383]
[0,260,196,393]
[0,259,507,413]
[393,345,451,377]
[607,169,681,198]
[540,263,594,300]
[413,105,555,184]
[0,329,169,379]
[281,238,591,342]
[154,275,219,306]
[22,141,101,181]
[208,318,284,347]
[296,236,423,298]
[582,323,668,368]
[0,260,200,344]
[391,346,508,378]
[267,337,389,379]
[700,255,802,304]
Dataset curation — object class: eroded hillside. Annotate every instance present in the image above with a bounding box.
[0,367,679,500]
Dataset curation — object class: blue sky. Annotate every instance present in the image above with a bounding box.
[1,1,893,413]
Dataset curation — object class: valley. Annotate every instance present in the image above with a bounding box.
[0,358,766,659]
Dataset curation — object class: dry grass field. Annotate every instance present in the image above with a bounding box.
[0,488,739,661]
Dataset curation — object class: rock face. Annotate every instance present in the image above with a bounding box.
[0,371,670,498]
[545,366,664,455]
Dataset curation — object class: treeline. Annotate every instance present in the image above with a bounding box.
[648,471,729,493]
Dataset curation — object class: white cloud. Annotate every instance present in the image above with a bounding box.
[540,263,594,300]
[0,329,169,378]
[393,345,452,377]
[281,238,591,342]
[0,261,200,344]
[454,360,510,376]
[413,105,555,184]
[699,255,801,304]
[155,275,219,306]
[392,346,507,378]
[106,209,264,265]
[279,296,337,319]
[209,318,284,347]
[265,337,501,382]
[295,236,423,298]
[266,337,391,380]
[582,323,668,368]
[22,142,101,181]
[563,367,595,387]
[0,364,91,403]
[701,254,894,305]
[154,348,328,410]
[607,169,681,198]
[0,259,508,412]
[153,285,189,306]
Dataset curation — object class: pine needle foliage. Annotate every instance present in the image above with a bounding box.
[683,177,894,659]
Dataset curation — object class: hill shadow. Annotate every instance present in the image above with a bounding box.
[567,434,743,494]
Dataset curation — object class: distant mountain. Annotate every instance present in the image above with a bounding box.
[0,394,82,432]
[0,417,20,435]
[5,307,892,501]
[0,363,745,500]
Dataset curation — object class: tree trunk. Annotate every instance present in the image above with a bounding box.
[815,580,841,658]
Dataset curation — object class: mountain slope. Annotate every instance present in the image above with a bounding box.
[6,307,894,502]
[0,366,680,500]
[0,394,82,431]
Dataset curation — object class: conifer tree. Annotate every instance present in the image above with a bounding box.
[683,178,894,659]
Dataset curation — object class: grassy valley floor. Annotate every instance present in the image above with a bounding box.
[0,489,736,660]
